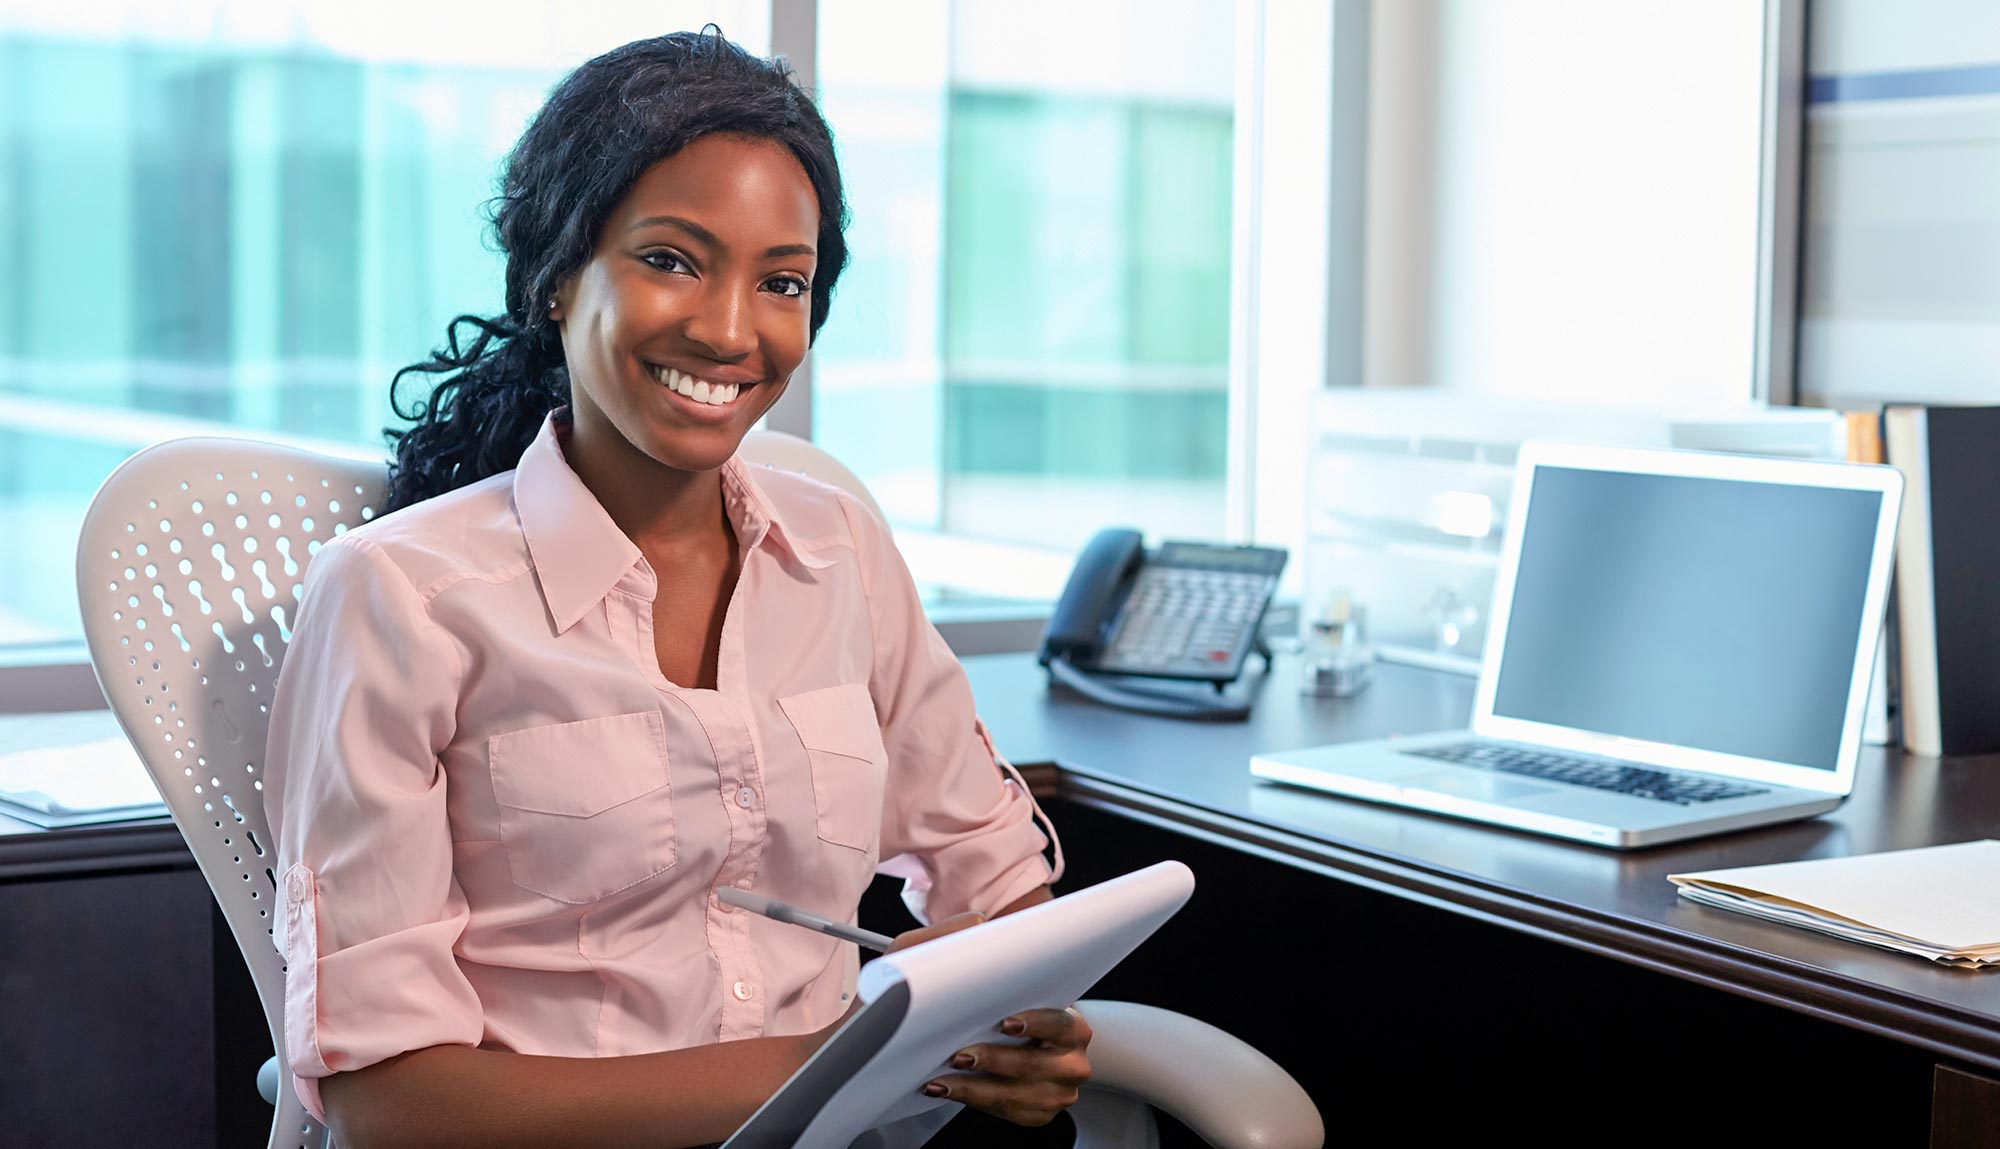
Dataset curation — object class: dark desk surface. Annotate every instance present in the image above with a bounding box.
[961,650,2000,1075]
[13,655,2000,1077]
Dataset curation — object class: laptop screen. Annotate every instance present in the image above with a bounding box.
[1488,465,1884,771]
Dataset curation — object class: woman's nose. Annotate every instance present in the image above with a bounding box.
[683,281,755,361]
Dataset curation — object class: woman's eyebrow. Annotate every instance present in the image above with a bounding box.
[629,214,814,259]
[630,214,718,245]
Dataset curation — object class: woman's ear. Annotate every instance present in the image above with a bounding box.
[547,280,574,324]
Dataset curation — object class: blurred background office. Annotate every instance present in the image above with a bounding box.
[1,0,1995,667]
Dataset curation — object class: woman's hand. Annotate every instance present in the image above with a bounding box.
[922,1006,1092,1127]
[877,906,1095,1127]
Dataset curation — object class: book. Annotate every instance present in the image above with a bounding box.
[1881,405,2000,758]
[1843,407,1897,746]
[1843,408,1884,466]
[1670,840,2000,969]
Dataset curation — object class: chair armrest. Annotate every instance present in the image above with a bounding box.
[258,1055,280,1106]
[1072,1000,1323,1149]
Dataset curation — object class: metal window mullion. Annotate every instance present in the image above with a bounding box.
[763,0,818,440]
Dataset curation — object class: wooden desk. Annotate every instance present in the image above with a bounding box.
[15,655,2000,1146]
[961,650,2000,1145]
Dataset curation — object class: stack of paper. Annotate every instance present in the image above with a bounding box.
[1670,840,2000,969]
[0,711,166,829]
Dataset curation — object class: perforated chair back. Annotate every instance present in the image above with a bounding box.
[738,427,888,523]
[75,436,386,1149]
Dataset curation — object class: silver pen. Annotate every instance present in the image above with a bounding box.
[718,886,897,952]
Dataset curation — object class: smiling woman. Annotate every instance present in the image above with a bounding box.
[261,28,1080,1149]
[555,134,819,476]
[382,33,849,512]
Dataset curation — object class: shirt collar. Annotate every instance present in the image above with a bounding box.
[513,415,834,634]
[720,452,838,575]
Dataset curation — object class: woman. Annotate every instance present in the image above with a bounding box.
[264,29,1086,1148]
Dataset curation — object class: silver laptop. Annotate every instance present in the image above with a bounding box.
[1252,441,1904,849]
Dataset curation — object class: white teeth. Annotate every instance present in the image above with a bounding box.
[656,365,742,405]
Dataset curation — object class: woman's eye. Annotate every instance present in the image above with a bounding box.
[643,251,689,274]
[766,276,809,298]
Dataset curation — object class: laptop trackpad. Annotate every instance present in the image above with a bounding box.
[1402,770,1558,803]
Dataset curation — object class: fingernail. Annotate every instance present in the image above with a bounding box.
[1000,1018,1026,1036]
[923,1082,948,1097]
[950,1052,975,1070]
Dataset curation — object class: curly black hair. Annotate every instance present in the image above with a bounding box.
[383,28,849,511]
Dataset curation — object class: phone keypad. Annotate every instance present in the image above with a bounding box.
[1100,567,1275,678]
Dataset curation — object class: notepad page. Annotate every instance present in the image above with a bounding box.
[1670,839,2000,951]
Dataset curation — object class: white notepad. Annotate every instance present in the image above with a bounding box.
[724,861,1196,1148]
[1670,839,2000,968]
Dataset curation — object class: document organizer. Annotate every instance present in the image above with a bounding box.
[723,861,1197,1149]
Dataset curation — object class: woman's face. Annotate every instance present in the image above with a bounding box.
[553,133,819,474]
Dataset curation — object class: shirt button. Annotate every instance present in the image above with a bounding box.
[732,980,753,1001]
[286,874,305,904]
[735,786,756,809]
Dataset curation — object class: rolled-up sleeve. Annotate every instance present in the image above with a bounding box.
[263,534,483,1121]
[841,498,1061,923]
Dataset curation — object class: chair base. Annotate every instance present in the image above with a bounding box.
[1069,1089,1162,1149]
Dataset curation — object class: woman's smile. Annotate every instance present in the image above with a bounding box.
[647,362,758,421]
[651,364,745,406]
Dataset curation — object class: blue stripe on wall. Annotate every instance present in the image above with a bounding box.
[1809,63,2000,104]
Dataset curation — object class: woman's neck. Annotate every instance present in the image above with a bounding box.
[560,413,730,557]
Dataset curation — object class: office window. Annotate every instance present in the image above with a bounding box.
[812,0,1237,599]
[1795,2,2000,407]
[0,1,767,646]
[1361,0,1778,405]
[1299,0,1799,667]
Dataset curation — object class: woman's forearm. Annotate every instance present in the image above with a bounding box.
[320,1030,823,1149]
[321,893,1056,1147]
[998,884,1053,916]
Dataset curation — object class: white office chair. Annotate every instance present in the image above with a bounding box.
[74,430,1323,1149]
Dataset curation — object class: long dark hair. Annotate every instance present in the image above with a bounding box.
[384,28,849,511]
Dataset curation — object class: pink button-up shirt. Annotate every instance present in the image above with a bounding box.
[264,416,1059,1121]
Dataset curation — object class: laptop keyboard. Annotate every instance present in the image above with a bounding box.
[1402,742,1770,806]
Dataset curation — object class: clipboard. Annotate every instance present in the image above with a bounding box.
[722,860,1196,1149]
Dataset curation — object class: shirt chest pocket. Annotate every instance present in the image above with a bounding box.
[488,710,676,904]
[779,683,887,854]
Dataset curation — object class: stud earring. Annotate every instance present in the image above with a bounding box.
[547,298,558,313]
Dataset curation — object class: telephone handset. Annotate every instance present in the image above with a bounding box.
[1036,528,1287,722]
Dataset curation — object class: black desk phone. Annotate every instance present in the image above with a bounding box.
[1036,528,1287,721]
